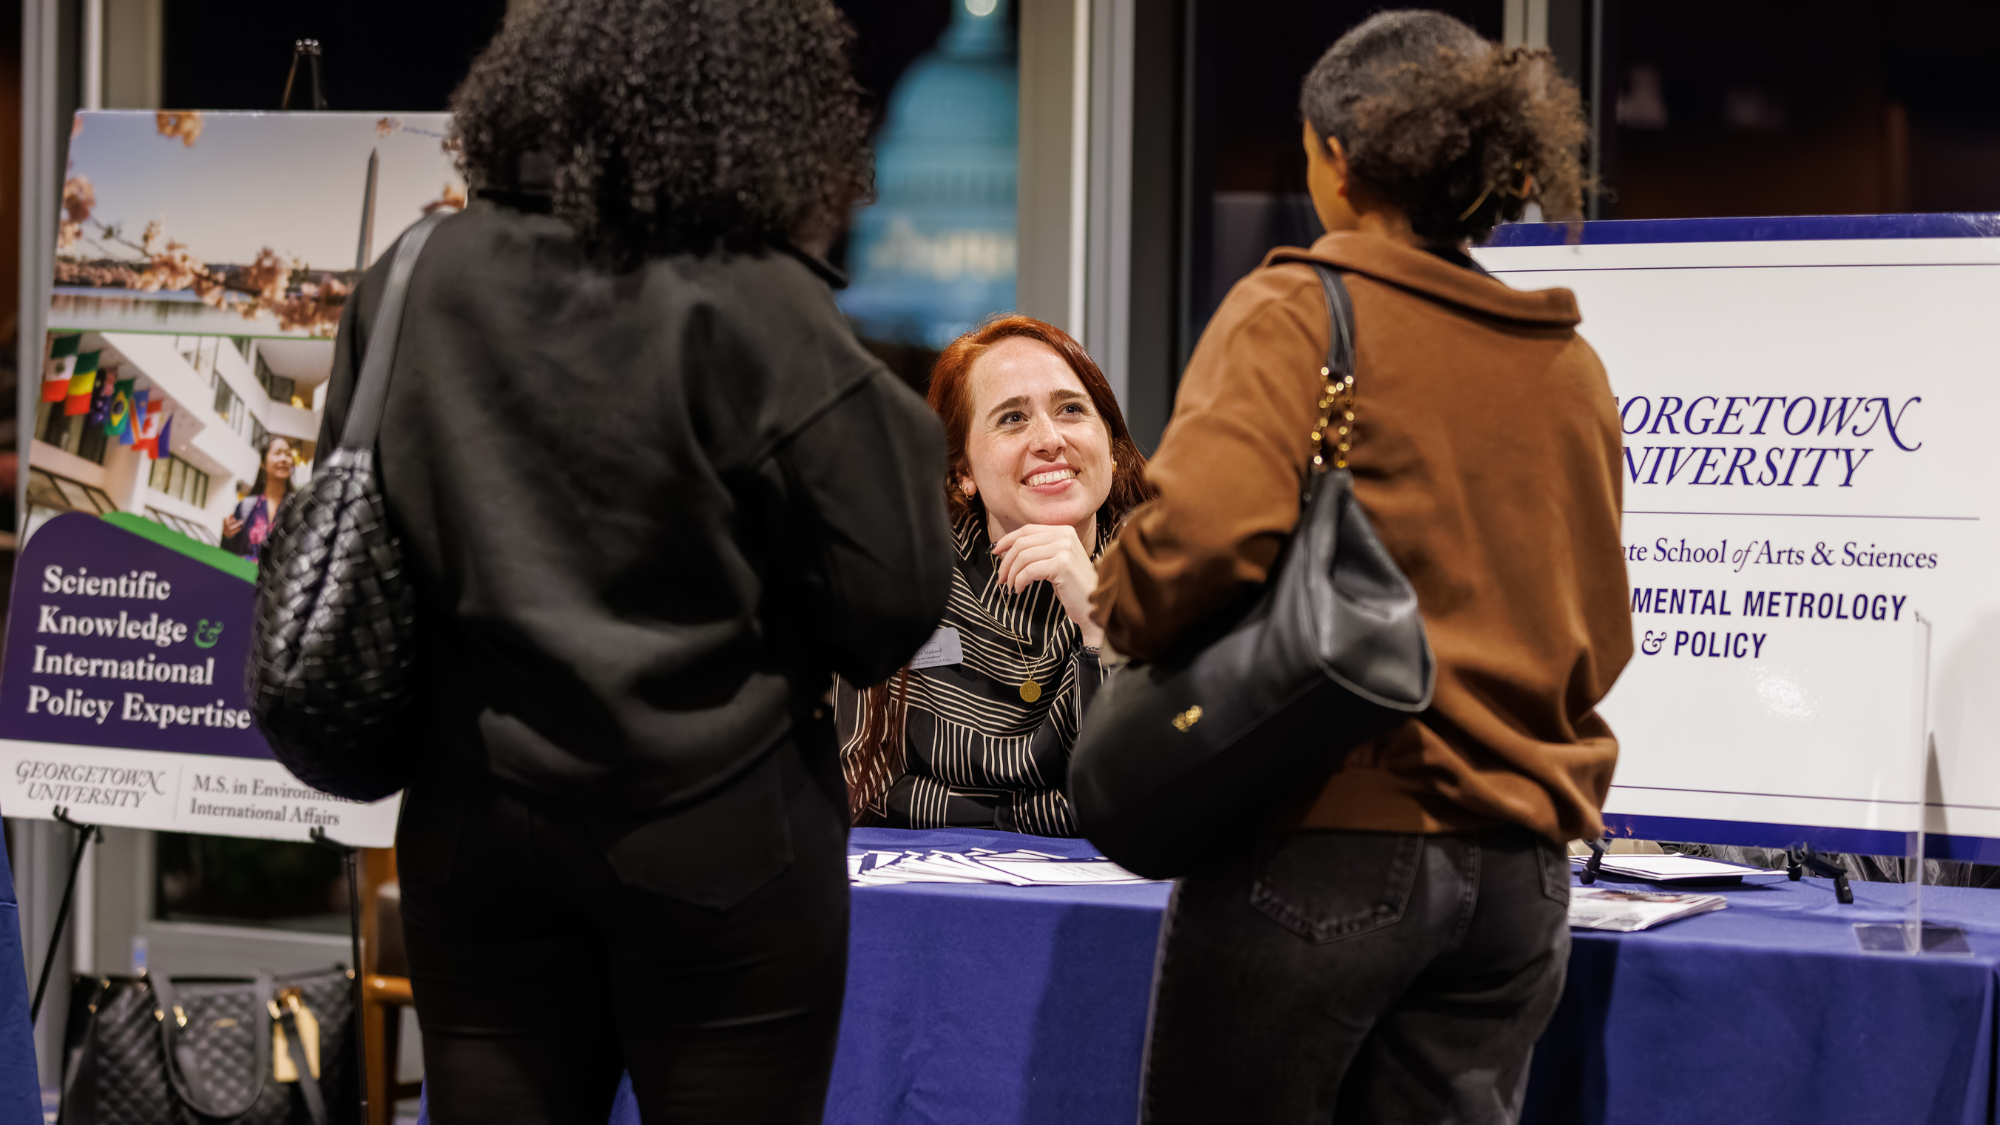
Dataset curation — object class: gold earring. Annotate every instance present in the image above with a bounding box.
[960,479,976,496]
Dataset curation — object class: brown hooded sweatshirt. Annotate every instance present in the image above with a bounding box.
[1090,231,1632,844]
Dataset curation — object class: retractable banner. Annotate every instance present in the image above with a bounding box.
[0,111,464,846]
[1479,217,2000,857]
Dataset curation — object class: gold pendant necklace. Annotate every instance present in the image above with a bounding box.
[1006,613,1044,703]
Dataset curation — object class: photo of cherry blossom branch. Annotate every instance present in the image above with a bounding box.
[54,110,467,338]
[57,174,353,334]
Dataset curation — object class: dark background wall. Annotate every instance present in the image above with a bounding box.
[160,0,950,122]
[1599,0,2000,219]
[162,0,510,111]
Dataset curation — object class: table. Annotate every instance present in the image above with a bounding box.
[426,830,2000,1125]
[826,828,1170,1125]
[1528,874,2000,1125]
[422,827,1167,1125]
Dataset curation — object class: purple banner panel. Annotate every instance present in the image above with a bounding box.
[0,512,268,758]
[0,514,401,844]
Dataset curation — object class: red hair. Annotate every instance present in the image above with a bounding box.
[844,315,1159,825]
[926,315,1156,530]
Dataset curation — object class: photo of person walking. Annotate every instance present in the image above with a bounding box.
[219,435,296,560]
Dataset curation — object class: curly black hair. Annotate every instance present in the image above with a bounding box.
[450,0,873,261]
[1299,11,1587,246]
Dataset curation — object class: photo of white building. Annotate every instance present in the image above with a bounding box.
[33,108,463,554]
[26,329,329,547]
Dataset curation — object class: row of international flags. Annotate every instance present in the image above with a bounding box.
[40,333,173,459]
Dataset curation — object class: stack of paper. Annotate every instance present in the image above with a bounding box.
[1570,854,1785,884]
[847,848,1155,887]
[1568,887,1728,932]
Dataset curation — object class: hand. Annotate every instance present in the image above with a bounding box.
[222,515,244,539]
[992,524,1105,650]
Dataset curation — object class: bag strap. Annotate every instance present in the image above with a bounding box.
[57,976,110,1125]
[279,1006,329,1125]
[155,972,273,1121]
[1306,264,1357,475]
[338,211,450,449]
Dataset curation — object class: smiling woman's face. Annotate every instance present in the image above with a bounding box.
[266,439,294,481]
[960,336,1114,540]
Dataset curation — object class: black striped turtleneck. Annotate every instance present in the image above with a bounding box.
[835,512,1105,837]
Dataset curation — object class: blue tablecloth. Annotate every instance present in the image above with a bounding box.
[424,831,2000,1125]
[1526,874,2000,1125]
[826,828,1170,1125]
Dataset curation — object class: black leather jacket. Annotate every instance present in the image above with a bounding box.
[320,199,953,814]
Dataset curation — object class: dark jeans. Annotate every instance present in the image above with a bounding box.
[398,737,850,1125]
[1142,827,1571,1124]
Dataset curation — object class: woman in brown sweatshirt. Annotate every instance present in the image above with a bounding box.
[1093,13,1630,1124]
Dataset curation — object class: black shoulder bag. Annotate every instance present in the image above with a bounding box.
[60,967,356,1125]
[250,212,446,801]
[1066,264,1436,879]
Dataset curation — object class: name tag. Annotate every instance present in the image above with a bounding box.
[909,626,963,670]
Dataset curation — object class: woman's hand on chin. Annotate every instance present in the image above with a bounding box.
[992,524,1106,649]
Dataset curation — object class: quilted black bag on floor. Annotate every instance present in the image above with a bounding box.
[249,213,446,801]
[59,967,357,1125]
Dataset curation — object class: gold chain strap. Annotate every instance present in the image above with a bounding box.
[1309,363,1356,473]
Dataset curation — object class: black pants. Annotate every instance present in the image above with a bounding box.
[1142,828,1571,1125]
[398,738,850,1125]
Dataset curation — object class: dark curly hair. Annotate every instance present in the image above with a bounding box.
[1299,11,1586,246]
[449,0,873,260]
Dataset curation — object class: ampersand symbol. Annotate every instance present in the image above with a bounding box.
[1811,541,1834,566]
[193,620,225,649]
[1640,631,1665,655]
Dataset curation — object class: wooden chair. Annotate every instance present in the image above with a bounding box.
[359,848,422,1125]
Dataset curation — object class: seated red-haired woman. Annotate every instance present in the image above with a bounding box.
[836,317,1156,836]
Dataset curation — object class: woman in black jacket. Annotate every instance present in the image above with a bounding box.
[317,3,953,1121]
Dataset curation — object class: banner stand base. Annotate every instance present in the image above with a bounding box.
[1854,923,1972,956]
[29,807,100,1025]
[309,827,369,1125]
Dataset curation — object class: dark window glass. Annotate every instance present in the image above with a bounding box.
[1595,0,2000,218]
[36,402,109,465]
[1183,0,1507,344]
[154,833,350,934]
[76,423,107,465]
[255,352,296,404]
[147,455,212,509]
[163,1,508,112]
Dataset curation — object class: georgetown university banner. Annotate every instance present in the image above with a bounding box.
[0,111,463,845]
[1481,215,2000,858]
[0,512,399,844]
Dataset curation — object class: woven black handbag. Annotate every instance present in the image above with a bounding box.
[59,967,357,1125]
[1066,265,1436,879]
[250,214,446,801]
